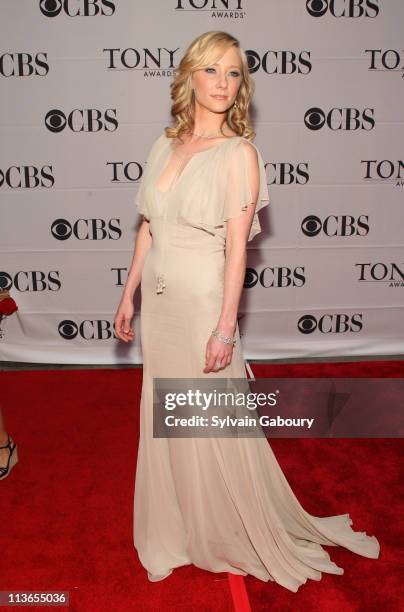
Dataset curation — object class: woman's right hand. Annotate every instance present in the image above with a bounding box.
[114,298,135,343]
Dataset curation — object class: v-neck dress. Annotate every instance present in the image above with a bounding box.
[133,132,380,591]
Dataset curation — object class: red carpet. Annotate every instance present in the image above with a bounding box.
[0,361,402,611]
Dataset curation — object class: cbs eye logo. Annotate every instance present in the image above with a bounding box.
[244,268,259,288]
[45,110,65,132]
[58,320,78,339]
[246,50,260,74]
[51,219,72,240]
[297,315,317,334]
[39,0,63,17]
[302,215,322,237]
[0,271,12,291]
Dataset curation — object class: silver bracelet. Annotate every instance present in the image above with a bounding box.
[211,328,236,345]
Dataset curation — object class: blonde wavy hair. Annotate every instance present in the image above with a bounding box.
[165,31,256,142]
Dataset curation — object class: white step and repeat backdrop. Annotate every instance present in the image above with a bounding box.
[1,0,403,364]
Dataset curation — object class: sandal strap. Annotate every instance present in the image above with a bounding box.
[0,442,16,474]
[0,434,11,449]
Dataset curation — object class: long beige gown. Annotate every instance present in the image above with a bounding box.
[133,132,380,592]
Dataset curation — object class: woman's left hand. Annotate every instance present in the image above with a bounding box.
[204,334,234,373]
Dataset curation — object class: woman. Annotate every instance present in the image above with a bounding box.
[114,31,380,592]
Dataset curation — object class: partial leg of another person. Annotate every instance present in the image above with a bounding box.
[0,406,19,480]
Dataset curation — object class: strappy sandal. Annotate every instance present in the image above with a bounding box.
[0,434,19,481]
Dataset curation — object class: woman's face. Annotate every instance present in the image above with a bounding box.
[191,46,243,114]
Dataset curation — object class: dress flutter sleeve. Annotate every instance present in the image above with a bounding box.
[135,171,150,220]
[175,136,270,243]
[222,139,270,242]
[135,134,165,220]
